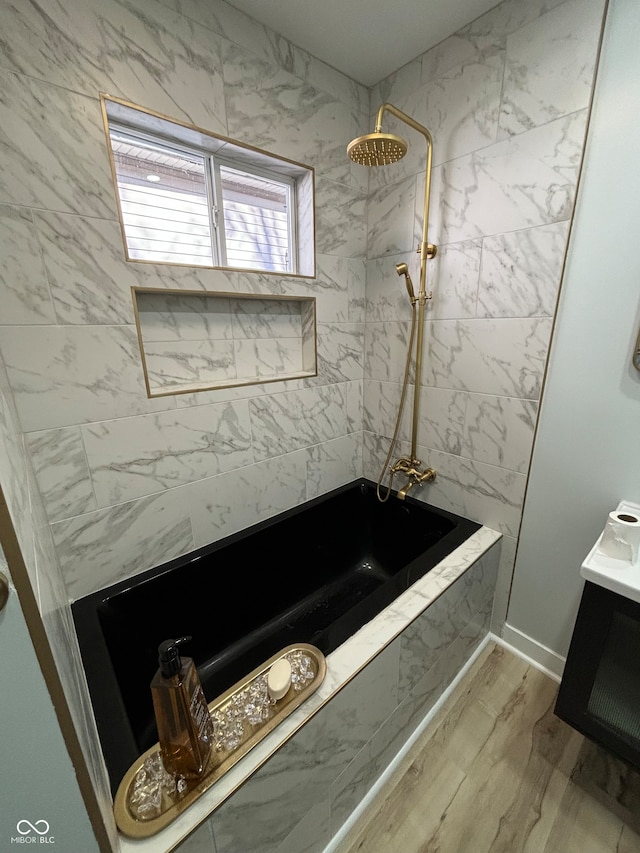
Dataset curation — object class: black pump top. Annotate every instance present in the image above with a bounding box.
[158,636,192,678]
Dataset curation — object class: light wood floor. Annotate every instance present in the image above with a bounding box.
[337,643,640,853]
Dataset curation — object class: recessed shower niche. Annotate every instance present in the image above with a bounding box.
[132,287,317,397]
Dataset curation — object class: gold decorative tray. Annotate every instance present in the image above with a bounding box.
[114,644,326,838]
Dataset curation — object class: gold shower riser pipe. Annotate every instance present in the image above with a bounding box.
[375,103,434,460]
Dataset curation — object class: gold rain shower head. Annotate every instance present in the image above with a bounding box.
[347,131,408,166]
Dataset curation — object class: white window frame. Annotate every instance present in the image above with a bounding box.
[109,123,297,275]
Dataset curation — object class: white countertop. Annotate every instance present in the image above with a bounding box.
[581,500,640,603]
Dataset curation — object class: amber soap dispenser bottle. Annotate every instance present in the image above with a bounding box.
[150,636,213,780]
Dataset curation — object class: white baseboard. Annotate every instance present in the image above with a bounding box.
[323,634,492,853]
[497,624,565,682]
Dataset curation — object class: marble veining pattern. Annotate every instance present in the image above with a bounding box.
[33,210,241,327]
[0,205,55,325]
[222,42,351,187]
[138,293,234,343]
[499,0,605,138]
[310,323,364,386]
[461,394,538,474]
[431,110,588,245]
[427,239,482,321]
[185,451,307,548]
[0,71,116,218]
[143,339,237,390]
[26,427,97,522]
[82,401,254,506]
[249,385,348,461]
[424,317,553,400]
[477,222,570,318]
[315,177,367,258]
[234,338,303,380]
[304,434,363,501]
[52,490,194,598]
[0,325,176,432]
[0,0,227,131]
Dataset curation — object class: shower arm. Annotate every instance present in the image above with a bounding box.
[375,103,435,465]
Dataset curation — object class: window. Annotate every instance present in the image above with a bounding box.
[102,96,314,277]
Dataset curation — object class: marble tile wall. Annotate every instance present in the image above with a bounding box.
[0,0,369,600]
[362,0,606,630]
[173,542,499,853]
[135,292,316,393]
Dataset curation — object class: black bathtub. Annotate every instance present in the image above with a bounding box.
[72,479,479,792]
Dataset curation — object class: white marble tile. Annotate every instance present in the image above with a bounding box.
[305,434,363,500]
[424,317,553,399]
[383,49,503,177]
[432,110,588,244]
[186,451,306,549]
[0,325,175,432]
[364,321,413,383]
[174,820,216,853]
[363,379,407,442]
[211,722,331,853]
[364,380,468,458]
[345,379,363,436]
[231,299,302,340]
[459,0,568,44]
[499,0,605,138]
[173,377,305,410]
[477,222,570,318]
[362,426,393,484]
[312,256,355,323]
[234,338,303,380]
[82,401,253,506]
[371,58,422,111]
[366,175,416,258]
[461,393,538,474]
[365,253,414,323]
[0,0,227,132]
[0,73,116,218]
[0,205,55,325]
[291,48,369,115]
[276,800,330,853]
[143,340,237,391]
[26,427,97,522]
[309,323,364,386]
[222,41,351,187]
[427,238,482,320]
[315,177,367,258]
[249,385,348,461]
[346,258,366,324]
[420,28,504,86]
[52,490,194,598]
[33,211,240,326]
[416,445,527,537]
[417,385,469,456]
[172,0,367,114]
[139,293,234,342]
[398,554,495,697]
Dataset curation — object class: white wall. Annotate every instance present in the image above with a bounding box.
[0,550,98,851]
[506,0,640,663]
